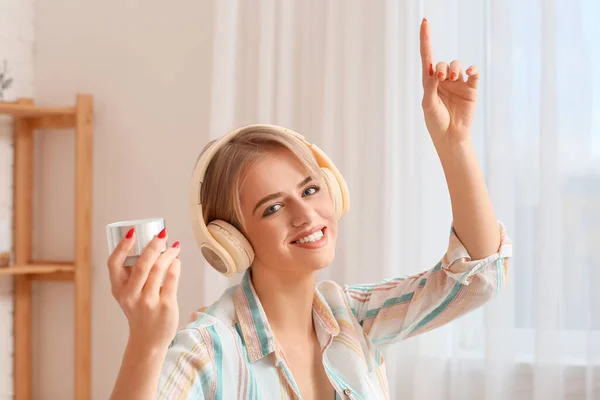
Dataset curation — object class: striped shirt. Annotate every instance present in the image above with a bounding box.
[157,221,512,399]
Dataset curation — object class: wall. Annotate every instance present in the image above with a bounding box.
[0,0,35,398]
[32,0,214,397]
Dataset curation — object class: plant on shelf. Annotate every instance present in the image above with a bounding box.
[0,59,13,102]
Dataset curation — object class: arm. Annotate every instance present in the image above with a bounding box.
[419,17,500,259]
[435,139,501,260]
[110,342,169,400]
[105,229,191,399]
[345,19,513,346]
[113,326,213,399]
[345,220,512,346]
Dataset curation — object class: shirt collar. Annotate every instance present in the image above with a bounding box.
[233,269,276,362]
[312,286,341,337]
[233,269,340,363]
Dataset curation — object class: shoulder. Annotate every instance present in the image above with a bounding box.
[159,327,214,399]
[158,286,241,398]
[166,284,240,358]
[316,279,344,293]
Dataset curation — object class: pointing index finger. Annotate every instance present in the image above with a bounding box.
[420,18,434,76]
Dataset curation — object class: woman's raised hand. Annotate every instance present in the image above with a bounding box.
[106,228,181,350]
[420,18,480,148]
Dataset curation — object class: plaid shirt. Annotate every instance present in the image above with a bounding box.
[157,221,512,399]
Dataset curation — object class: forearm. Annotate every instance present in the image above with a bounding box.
[110,340,167,400]
[435,138,501,260]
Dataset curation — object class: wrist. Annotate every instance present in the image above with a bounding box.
[110,337,169,400]
[433,137,474,161]
[125,337,169,362]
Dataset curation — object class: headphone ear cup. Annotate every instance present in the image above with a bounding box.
[207,220,255,274]
[321,168,343,219]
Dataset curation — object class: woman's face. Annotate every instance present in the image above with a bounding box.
[239,147,338,274]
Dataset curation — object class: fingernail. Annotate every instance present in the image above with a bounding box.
[423,18,427,23]
[125,228,135,239]
[158,228,167,239]
[172,241,180,248]
[429,64,434,77]
[437,72,444,79]
[450,72,457,80]
[466,68,473,74]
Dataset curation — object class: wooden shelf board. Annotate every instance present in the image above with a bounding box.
[0,102,76,118]
[0,263,76,275]
[31,271,75,282]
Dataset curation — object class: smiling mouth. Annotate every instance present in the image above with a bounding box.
[291,227,327,245]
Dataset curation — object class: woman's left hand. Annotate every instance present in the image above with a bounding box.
[420,18,479,147]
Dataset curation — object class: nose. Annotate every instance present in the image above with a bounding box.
[290,199,318,228]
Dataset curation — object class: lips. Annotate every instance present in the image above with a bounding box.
[290,225,326,243]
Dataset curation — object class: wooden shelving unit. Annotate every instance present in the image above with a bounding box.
[0,95,93,400]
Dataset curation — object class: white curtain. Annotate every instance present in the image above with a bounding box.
[202,0,600,398]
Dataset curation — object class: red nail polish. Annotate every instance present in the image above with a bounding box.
[437,72,444,79]
[429,64,434,77]
[466,68,473,74]
[450,72,457,80]
[172,241,180,248]
[125,228,135,239]
[158,228,167,239]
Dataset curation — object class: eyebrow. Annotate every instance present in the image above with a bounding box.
[252,176,314,215]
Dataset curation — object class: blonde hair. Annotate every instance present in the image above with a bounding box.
[198,128,322,232]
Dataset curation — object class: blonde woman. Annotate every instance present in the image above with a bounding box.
[108,19,512,400]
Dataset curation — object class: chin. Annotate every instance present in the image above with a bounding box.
[309,257,334,271]
[300,247,336,271]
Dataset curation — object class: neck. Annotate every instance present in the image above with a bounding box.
[250,267,317,340]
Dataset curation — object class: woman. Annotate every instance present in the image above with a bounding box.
[108,19,512,399]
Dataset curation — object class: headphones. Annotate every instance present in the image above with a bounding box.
[189,124,350,277]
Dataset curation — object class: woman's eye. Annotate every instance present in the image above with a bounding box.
[303,185,320,196]
[262,186,320,217]
[263,204,282,217]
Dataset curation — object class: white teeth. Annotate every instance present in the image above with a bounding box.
[295,229,324,244]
